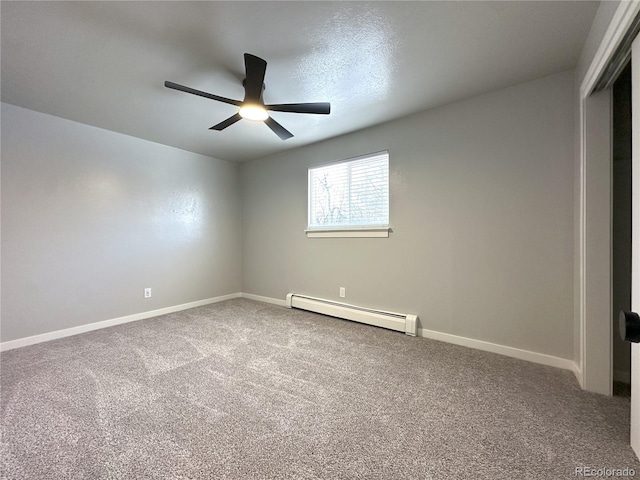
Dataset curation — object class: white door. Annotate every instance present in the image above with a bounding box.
[631,38,640,456]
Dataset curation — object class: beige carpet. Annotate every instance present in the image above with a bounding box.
[1,298,638,479]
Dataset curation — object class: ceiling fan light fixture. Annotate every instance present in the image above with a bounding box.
[239,104,268,121]
[165,53,330,140]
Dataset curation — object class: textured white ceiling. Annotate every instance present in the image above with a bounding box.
[1,1,599,163]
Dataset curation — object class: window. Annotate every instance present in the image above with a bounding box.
[307,151,389,238]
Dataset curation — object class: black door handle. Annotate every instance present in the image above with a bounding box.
[620,311,640,343]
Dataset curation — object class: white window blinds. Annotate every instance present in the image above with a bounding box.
[308,151,389,229]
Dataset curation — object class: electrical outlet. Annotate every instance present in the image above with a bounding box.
[144,288,152,299]
[339,287,346,298]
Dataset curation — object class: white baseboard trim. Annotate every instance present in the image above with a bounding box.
[240,293,579,375]
[0,291,580,378]
[240,292,287,307]
[0,292,242,352]
[418,327,578,373]
[573,363,584,388]
[614,369,631,384]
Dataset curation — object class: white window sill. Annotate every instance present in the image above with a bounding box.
[305,227,391,238]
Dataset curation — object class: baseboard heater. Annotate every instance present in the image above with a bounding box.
[286,293,418,336]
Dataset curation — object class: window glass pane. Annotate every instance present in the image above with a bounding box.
[308,152,389,229]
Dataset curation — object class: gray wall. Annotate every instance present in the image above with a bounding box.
[242,70,575,360]
[1,103,241,342]
[2,70,577,362]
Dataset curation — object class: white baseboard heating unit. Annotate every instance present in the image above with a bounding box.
[286,293,418,336]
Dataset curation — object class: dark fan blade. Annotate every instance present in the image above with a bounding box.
[264,116,293,140]
[210,113,242,131]
[265,103,331,115]
[243,53,267,103]
[165,81,241,107]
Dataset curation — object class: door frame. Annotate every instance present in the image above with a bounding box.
[579,1,640,395]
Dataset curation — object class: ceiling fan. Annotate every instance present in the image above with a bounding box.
[165,53,331,140]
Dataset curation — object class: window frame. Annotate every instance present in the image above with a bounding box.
[306,151,390,238]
